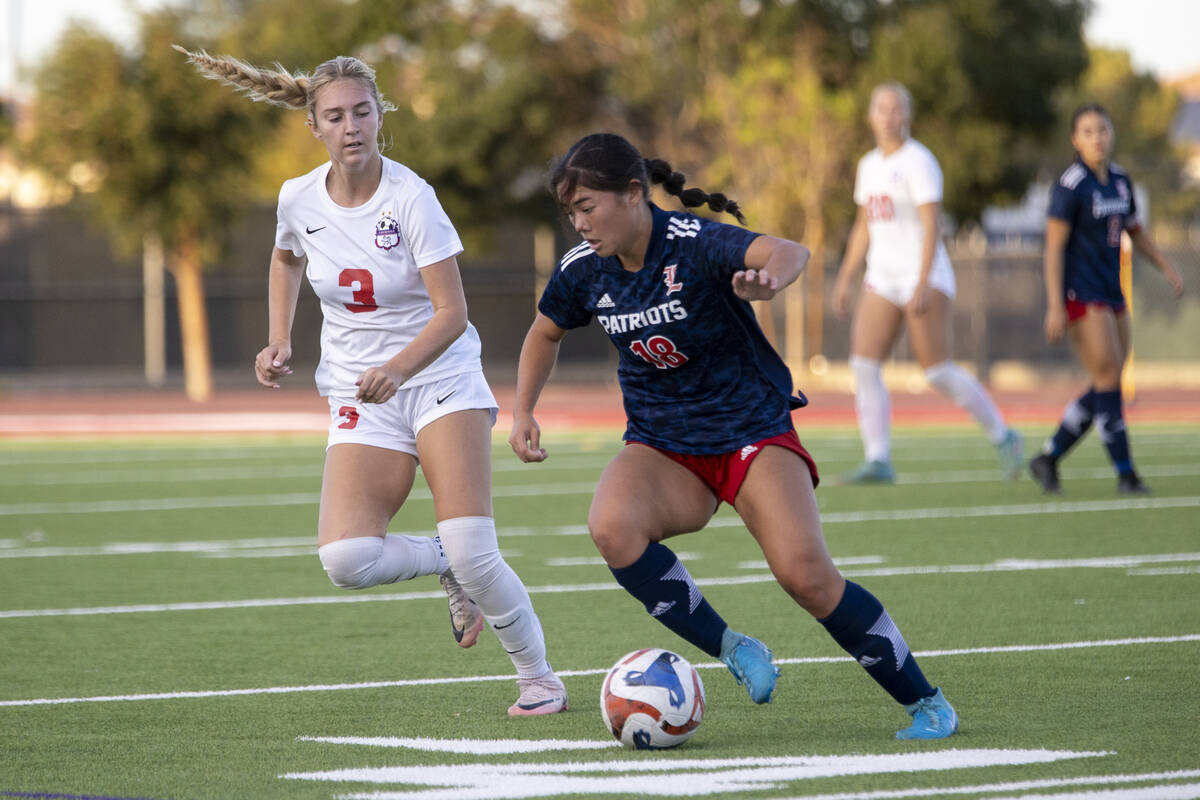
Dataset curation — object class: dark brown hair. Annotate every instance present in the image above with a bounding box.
[549,133,745,224]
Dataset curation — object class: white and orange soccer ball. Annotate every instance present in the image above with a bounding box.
[600,648,705,749]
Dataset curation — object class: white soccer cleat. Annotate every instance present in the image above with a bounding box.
[439,569,483,648]
[508,669,568,716]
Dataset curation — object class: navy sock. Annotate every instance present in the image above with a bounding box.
[610,542,726,657]
[1094,389,1134,475]
[1048,388,1097,459]
[818,581,934,706]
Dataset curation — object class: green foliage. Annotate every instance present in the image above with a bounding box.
[23,9,282,263]
[20,0,1120,253]
[0,99,13,146]
[861,0,1089,221]
[215,0,601,243]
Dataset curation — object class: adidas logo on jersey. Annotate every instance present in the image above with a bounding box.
[596,293,615,309]
[739,445,759,461]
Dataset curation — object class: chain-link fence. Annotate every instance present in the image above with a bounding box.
[2,203,1197,389]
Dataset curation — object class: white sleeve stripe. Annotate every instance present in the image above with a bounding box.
[1059,164,1086,190]
[559,243,592,270]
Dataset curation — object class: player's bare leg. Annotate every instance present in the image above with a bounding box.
[738,447,957,738]
[908,290,1021,478]
[419,409,563,713]
[844,290,904,483]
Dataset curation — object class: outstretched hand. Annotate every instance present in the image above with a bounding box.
[732,269,779,301]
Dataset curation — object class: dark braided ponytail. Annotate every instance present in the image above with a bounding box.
[549,133,746,225]
[643,158,745,225]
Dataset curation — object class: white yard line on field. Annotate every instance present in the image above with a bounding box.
[3,459,1197,489]
[2,487,1198,518]
[2,551,1197,619]
[0,454,618,486]
[771,770,1200,800]
[2,635,1196,708]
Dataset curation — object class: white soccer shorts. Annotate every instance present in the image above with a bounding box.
[325,370,498,456]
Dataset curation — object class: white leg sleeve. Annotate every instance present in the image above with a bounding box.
[437,516,550,678]
[924,360,1007,443]
[318,534,446,590]
[850,355,891,462]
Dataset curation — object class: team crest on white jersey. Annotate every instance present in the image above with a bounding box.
[375,211,401,250]
[663,264,683,295]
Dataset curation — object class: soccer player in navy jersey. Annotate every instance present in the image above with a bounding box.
[1030,104,1184,495]
[508,132,958,739]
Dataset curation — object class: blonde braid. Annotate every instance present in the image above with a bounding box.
[172,45,310,111]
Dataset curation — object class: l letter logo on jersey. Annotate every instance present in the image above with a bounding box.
[374,211,400,250]
[662,264,683,295]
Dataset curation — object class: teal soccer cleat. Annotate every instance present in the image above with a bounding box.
[896,687,959,740]
[840,459,896,485]
[995,429,1025,480]
[720,630,780,704]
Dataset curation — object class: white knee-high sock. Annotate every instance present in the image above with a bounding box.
[437,516,550,678]
[850,355,891,462]
[924,360,1008,443]
[317,534,447,590]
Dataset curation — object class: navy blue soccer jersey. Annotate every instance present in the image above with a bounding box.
[538,204,805,455]
[1047,158,1141,305]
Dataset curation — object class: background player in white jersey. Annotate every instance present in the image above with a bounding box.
[832,83,1023,484]
[176,47,565,715]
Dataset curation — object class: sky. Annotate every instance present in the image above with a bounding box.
[4,0,1200,98]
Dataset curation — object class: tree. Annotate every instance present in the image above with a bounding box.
[859,0,1090,222]
[225,0,604,245]
[23,10,281,400]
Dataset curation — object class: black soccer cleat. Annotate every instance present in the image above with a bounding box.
[1029,454,1061,494]
[1117,472,1151,495]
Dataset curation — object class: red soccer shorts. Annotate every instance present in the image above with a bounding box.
[1066,298,1126,322]
[630,429,819,506]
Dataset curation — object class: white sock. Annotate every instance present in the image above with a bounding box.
[850,355,891,462]
[437,516,550,678]
[924,360,1008,443]
[317,534,446,590]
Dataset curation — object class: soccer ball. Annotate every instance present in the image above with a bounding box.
[600,648,705,749]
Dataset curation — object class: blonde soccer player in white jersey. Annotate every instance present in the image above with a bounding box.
[832,83,1023,484]
[176,47,566,715]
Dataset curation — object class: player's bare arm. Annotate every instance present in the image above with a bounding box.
[255,246,306,388]
[1128,228,1185,297]
[908,202,941,315]
[733,236,809,301]
[1043,217,1071,343]
[833,206,870,318]
[355,255,468,404]
[509,313,568,463]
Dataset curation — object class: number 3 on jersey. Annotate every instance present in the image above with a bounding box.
[339,268,378,313]
[630,335,688,369]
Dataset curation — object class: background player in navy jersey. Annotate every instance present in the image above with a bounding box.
[1030,104,1184,495]
[833,83,1023,484]
[509,132,958,739]
[177,47,566,715]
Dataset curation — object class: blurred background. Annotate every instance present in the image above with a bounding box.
[1,0,1197,405]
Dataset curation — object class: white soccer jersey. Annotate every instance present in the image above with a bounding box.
[853,138,953,281]
[275,157,482,396]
